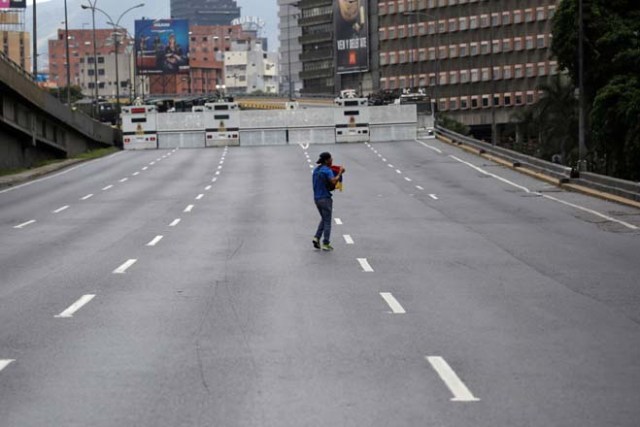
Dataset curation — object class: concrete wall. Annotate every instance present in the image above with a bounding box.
[0,55,117,169]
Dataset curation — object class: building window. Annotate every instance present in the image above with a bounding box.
[470,42,479,56]
[471,97,479,109]
[493,66,502,80]
[537,35,546,49]
[482,95,490,108]
[525,9,534,22]
[448,19,458,32]
[449,45,458,58]
[449,98,458,110]
[515,65,524,78]
[492,40,501,53]
[536,7,546,20]
[502,11,511,25]
[514,10,523,24]
[98,69,105,76]
[471,68,479,82]
[449,71,458,84]
[481,68,490,81]
[460,97,468,109]
[502,39,512,52]
[460,70,469,83]
[504,93,512,106]
[526,64,535,77]
[469,16,478,29]
[480,41,490,55]
[515,93,524,105]
[98,57,104,64]
[526,91,535,104]
[514,37,523,51]
[503,65,513,79]
[491,13,500,26]
[537,62,547,76]
[459,43,468,57]
[480,14,489,28]
[459,17,468,31]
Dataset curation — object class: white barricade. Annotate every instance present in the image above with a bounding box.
[205,102,240,147]
[156,112,206,149]
[334,98,370,143]
[287,108,335,145]
[239,110,288,146]
[369,104,417,143]
[122,105,158,150]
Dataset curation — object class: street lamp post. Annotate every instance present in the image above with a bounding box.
[578,0,587,171]
[64,0,72,105]
[80,1,100,117]
[82,2,145,123]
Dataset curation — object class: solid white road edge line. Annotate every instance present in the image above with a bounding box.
[416,139,443,154]
[542,193,639,230]
[169,219,181,227]
[55,295,96,318]
[147,235,164,246]
[380,292,406,314]
[14,220,36,229]
[357,258,374,272]
[184,205,194,213]
[450,155,638,230]
[426,356,480,402]
[53,205,70,214]
[343,234,354,244]
[0,360,15,372]
[0,151,123,195]
[335,218,343,225]
[113,259,137,274]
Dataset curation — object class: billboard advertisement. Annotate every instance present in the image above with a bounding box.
[135,19,189,75]
[334,0,369,74]
[0,0,26,8]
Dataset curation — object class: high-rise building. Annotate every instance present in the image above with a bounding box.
[224,39,279,95]
[298,0,334,95]
[171,0,241,26]
[378,0,559,133]
[278,0,302,97]
[0,9,30,72]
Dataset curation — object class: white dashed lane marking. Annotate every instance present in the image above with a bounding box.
[429,194,439,200]
[81,194,94,201]
[426,356,480,402]
[416,185,424,191]
[357,258,374,272]
[55,295,96,318]
[14,220,36,229]
[343,235,354,244]
[53,206,70,214]
[196,194,204,200]
[380,293,406,314]
[335,218,343,225]
[113,259,137,274]
[102,185,113,191]
[169,219,181,227]
[0,360,15,373]
[184,205,194,213]
[147,235,164,247]
[119,178,128,183]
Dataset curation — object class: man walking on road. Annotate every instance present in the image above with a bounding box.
[312,152,344,251]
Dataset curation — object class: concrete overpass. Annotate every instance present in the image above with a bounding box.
[0,53,118,170]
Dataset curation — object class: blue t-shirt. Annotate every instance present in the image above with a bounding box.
[313,165,335,200]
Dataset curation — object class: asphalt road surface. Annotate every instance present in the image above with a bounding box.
[1,139,639,426]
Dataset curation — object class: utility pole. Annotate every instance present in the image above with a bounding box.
[64,0,72,105]
[32,0,37,76]
[578,0,587,171]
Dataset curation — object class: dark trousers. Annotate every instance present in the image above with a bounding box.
[314,197,333,244]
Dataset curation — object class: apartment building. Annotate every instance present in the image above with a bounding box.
[378,0,559,129]
[224,39,279,95]
[48,29,134,97]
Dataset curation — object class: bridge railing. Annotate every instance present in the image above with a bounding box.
[435,126,640,203]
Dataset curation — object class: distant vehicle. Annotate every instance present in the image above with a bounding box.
[74,99,117,125]
[395,89,433,115]
[424,127,436,139]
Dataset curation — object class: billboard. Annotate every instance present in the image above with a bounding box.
[0,0,26,8]
[334,0,369,74]
[135,19,189,75]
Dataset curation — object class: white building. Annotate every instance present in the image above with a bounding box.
[224,39,279,95]
[76,49,148,101]
[277,0,302,97]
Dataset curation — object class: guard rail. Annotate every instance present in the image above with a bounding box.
[435,126,640,203]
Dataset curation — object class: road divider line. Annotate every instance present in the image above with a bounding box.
[0,359,15,372]
[81,194,94,200]
[382,158,387,162]
[357,258,374,272]
[150,162,155,166]
[217,166,223,170]
[142,166,148,171]
[55,295,96,318]
[212,177,218,182]
[396,169,402,174]
[426,356,480,402]
[184,205,194,213]
[405,177,412,182]
[14,220,36,229]
[388,164,394,168]
[429,194,439,200]
[380,292,406,314]
[215,171,221,175]
[196,194,204,200]
[169,219,181,227]
[53,205,70,214]
[335,218,343,225]
[205,185,212,191]
[416,139,443,154]
[416,185,424,190]
[542,194,639,230]
[147,235,164,246]
[119,178,128,183]
[102,185,113,191]
[113,259,137,274]
[133,172,140,176]
[343,234,354,244]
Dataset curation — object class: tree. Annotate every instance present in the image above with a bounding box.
[551,0,640,179]
[49,86,85,104]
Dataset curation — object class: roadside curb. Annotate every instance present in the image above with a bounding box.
[0,158,88,188]
[434,136,640,210]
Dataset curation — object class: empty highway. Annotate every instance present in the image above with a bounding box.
[1,139,639,426]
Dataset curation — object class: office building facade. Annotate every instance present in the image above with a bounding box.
[378,0,559,128]
[171,0,241,26]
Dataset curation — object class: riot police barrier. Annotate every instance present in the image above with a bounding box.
[122,105,159,150]
[205,102,240,147]
[121,103,416,149]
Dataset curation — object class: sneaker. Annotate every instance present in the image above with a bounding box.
[312,237,320,249]
[321,243,334,251]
